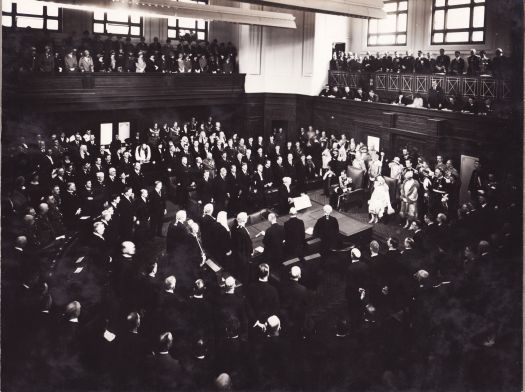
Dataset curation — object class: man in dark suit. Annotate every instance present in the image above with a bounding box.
[196,170,214,206]
[111,312,149,389]
[449,51,465,75]
[129,163,145,194]
[214,276,248,334]
[213,167,230,213]
[246,263,280,329]
[345,248,369,328]
[279,265,308,339]
[284,207,305,260]
[145,332,185,390]
[262,213,285,267]
[313,204,340,255]
[61,182,81,229]
[277,177,296,215]
[86,221,111,275]
[118,187,135,242]
[231,212,253,282]
[149,181,167,237]
[166,209,190,254]
[199,203,218,256]
[134,189,150,243]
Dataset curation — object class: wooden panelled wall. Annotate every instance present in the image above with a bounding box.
[243,95,521,170]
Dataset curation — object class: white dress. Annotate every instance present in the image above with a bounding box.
[368,182,391,217]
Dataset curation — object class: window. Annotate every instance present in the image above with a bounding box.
[431,0,486,44]
[368,0,408,46]
[2,0,61,31]
[167,0,208,40]
[93,10,142,37]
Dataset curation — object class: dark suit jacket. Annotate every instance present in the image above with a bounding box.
[145,352,184,390]
[149,189,166,218]
[277,184,296,215]
[231,225,253,263]
[262,223,285,264]
[214,292,248,331]
[313,215,340,251]
[196,177,214,204]
[213,175,230,205]
[284,217,305,258]
[246,280,280,324]
[279,280,308,329]
[166,221,190,253]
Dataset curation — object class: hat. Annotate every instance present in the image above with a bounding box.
[393,157,401,164]
[306,155,312,160]
[416,270,429,280]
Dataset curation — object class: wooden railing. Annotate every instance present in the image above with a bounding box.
[4,73,246,112]
[328,71,512,101]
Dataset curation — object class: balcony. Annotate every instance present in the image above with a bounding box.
[4,73,246,112]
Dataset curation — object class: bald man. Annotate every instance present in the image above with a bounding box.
[279,265,308,338]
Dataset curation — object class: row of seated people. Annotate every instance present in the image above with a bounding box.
[2,128,521,390]
[330,48,511,79]
[5,29,237,74]
[319,84,497,115]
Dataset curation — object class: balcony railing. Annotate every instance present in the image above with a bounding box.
[328,71,511,101]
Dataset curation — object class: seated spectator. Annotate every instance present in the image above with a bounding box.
[79,50,94,72]
[367,89,380,102]
[462,96,479,114]
[319,85,331,97]
[392,91,412,106]
[408,93,424,108]
[64,49,78,73]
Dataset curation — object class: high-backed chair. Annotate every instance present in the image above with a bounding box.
[332,165,366,210]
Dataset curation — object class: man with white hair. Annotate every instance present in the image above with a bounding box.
[262,213,285,266]
[199,203,217,254]
[313,204,340,254]
[166,209,190,254]
[231,212,253,282]
[280,265,308,338]
[277,176,296,215]
[284,207,306,259]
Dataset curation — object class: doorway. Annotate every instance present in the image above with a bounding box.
[460,154,479,204]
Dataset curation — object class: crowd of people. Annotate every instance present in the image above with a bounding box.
[329,48,511,79]
[320,80,499,116]
[2,116,521,390]
[3,29,238,74]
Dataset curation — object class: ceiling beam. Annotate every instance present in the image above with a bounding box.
[237,0,387,19]
[36,0,297,28]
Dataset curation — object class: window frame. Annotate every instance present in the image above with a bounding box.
[92,12,143,38]
[367,0,409,47]
[430,0,486,45]
[2,1,62,31]
[167,0,209,41]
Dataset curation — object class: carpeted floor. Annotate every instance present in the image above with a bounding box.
[133,189,416,334]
